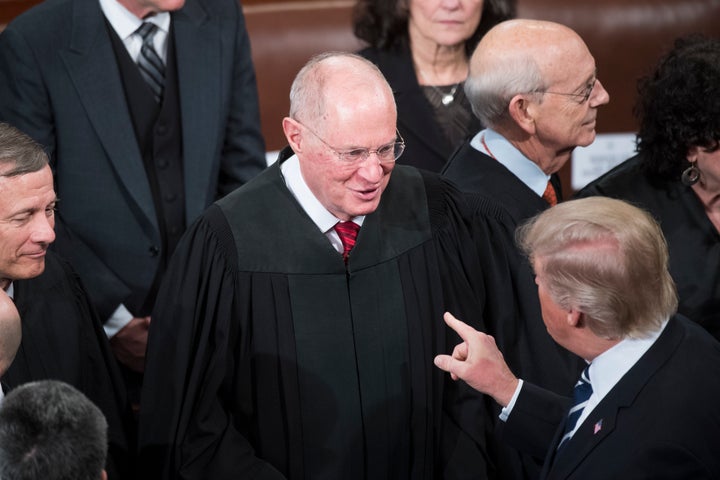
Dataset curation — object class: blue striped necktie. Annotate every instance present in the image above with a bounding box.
[136,22,165,103]
[558,365,592,450]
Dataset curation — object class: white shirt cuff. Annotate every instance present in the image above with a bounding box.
[499,379,524,422]
[103,304,134,338]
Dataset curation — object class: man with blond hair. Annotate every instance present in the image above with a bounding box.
[436,197,720,479]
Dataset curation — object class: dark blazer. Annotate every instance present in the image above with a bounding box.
[0,0,266,320]
[359,46,481,172]
[501,315,720,480]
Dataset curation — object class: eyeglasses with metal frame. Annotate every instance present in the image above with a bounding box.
[298,121,405,164]
[541,77,598,104]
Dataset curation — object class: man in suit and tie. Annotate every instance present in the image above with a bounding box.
[0,0,266,382]
[435,196,720,479]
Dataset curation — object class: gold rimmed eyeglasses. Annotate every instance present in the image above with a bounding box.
[298,121,405,164]
[542,78,598,104]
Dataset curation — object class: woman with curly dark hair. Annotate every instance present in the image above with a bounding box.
[578,35,720,340]
[353,0,514,172]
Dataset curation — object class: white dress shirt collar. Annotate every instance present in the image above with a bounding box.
[99,0,170,61]
[470,128,551,197]
[280,155,365,252]
[575,318,670,431]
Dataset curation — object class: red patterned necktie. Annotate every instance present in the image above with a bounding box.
[542,181,558,206]
[334,221,360,263]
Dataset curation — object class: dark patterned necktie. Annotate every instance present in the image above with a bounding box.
[334,221,360,263]
[136,22,164,103]
[543,180,558,206]
[557,365,592,450]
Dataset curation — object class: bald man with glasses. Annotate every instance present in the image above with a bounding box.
[439,19,611,480]
[139,51,523,480]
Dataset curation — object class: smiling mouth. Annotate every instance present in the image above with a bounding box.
[354,186,381,199]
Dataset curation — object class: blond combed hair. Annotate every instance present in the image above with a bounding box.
[517,197,677,340]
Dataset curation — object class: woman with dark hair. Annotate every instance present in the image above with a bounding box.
[353,0,514,172]
[577,35,720,340]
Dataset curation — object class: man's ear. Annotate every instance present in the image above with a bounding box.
[507,94,537,135]
[282,117,304,153]
[567,309,583,328]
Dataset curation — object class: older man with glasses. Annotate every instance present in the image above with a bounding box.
[139,51,521,479]
[439,18,610,480]
[442,19,609,213]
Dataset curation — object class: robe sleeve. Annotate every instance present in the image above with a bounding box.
[139,206,285,480]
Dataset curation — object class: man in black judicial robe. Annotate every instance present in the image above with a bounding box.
[139,52,519,479]
[440,20,612,479]
[4,251,135,479]
[0,123,134,479]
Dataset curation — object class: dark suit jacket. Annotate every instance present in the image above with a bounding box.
[359,46,481,173]
[501,315,720,479]
[0,0,266,320]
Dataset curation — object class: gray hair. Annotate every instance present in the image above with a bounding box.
[517,197,678,340]
[0,380,108,480]
[465,53,546,127]
[0,123,49,177]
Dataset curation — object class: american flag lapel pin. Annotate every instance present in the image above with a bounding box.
[593,419,603,435]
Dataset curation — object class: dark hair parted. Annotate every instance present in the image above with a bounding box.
[353,0,515,56]
[635,35,720,180]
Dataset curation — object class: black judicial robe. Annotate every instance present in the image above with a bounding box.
[443,141,583,480]
[577,154,720,340]
[139,156,518,479]
[3,251,135,480]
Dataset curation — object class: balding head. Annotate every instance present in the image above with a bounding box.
[465,19,609,174]
[466,19,591,127]
[283,52,400,221]
[288,52,396,133]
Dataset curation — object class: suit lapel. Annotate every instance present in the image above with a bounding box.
[172,0,218,221]
[60,0,156,226]
[543,318,684,479]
